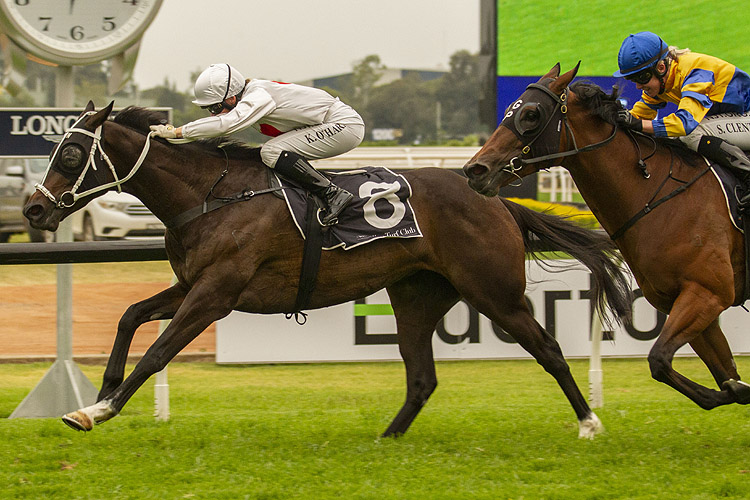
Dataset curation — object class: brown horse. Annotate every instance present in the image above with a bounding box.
[464,63,750,410]
[24,102,630,438]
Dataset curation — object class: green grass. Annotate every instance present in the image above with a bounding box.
[498,1,750,76]
[2,358,750,499]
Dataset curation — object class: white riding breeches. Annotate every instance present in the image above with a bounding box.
[679,111,750,152]
[260,101,365,167]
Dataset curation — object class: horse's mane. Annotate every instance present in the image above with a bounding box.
[112,106,262,161]
[569,81,699,165]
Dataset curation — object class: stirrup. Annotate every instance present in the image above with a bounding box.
[316,207,339,227]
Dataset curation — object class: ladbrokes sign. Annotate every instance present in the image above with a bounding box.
[215,261,750,364]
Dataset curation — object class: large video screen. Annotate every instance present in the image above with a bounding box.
[489,0,748,125]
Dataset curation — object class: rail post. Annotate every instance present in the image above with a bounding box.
[5,239,169,419]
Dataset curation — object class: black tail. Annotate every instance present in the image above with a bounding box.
[500,198,632,325]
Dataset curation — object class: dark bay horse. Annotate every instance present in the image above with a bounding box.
[464,63,750,410]
[24,102,631,438]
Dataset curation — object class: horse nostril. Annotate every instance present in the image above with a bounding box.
[464,163,488,179]
[23,203,44,221]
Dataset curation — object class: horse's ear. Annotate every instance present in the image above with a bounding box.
[552,61,581,91]
[83,101,95,113]
[85,100,115,129]
[540,63,561,81]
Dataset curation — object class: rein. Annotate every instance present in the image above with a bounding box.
[38,113,286,229]
[501,84,618,179]
[503,81,708,242]
[35,111,156,209]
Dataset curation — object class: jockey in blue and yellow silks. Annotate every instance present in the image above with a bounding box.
[613,31,750,194]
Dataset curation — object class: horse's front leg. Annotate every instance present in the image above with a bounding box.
[648,285,736,409]
[99,283,188,401]
[63,279,236,431]
[690,321,750,404]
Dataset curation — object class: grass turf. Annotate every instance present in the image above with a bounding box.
[1,358,749,499]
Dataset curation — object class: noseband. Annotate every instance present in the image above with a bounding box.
[500,82,618,178]
[35,111,156,209]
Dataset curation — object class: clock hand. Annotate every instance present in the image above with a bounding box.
[69,0,75,14]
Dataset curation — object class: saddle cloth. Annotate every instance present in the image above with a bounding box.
[710,163,743,232]
[279,166,423,250]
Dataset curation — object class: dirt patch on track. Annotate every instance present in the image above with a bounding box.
[0,282,214,359]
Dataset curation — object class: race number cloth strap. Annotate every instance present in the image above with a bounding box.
[280,166,422,250]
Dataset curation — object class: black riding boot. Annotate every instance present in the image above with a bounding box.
[274,151,354,225]
[698,136,750,206]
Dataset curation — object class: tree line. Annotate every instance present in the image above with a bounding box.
[0,50,484,146]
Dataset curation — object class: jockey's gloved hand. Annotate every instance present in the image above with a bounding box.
[616,110,643,132]
[149,124,178,139]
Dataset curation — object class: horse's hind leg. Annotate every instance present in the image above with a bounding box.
[690,320,750,404]
[495,306,602,438]
[99,283,187,401]
[460,277,601,438]
[382,271,460,437]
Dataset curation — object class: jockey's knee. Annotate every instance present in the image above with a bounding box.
[680,127,709,152]
[260,144,283,167]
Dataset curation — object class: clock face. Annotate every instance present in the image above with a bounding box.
[0,0,162,64]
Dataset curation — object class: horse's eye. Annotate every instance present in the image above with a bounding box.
[516,104,544,136]
[60,144,85,172]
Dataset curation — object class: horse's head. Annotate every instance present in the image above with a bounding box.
[464,63,580,196]
[24,101,116,231]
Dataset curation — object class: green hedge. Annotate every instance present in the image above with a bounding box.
[507,197,600,229]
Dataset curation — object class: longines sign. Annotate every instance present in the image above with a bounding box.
[0,108,171,157]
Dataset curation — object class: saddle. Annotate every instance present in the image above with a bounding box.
[710,161,750,304]
[268,166,423,320]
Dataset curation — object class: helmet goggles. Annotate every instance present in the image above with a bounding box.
[198,64,234,115]
[625,68,656,85]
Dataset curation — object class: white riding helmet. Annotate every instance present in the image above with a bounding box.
[192,63,246,106]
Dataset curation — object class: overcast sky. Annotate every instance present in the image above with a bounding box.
[132,0,480,91]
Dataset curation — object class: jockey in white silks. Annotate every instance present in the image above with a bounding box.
[150,63,365,225]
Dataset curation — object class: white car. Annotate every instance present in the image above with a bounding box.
[70,191,165,241]
[0,158,49,242]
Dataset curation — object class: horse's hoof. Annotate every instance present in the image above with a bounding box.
[722,379,750,404]
[578,412,604,439]
[62,411,93,432]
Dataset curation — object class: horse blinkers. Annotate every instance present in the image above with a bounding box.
[500,83,567,165]
[55,142,88,177]
[37,112,109,208]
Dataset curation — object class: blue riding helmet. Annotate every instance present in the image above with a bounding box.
[613,31,669,77]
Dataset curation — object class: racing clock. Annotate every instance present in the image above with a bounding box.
[0,0,163,65]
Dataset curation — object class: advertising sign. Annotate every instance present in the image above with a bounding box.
[0,108,171,158]
[216,261,750,364]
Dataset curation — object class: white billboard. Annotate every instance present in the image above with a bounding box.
[216,261,750,363]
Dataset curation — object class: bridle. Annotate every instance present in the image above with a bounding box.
[500,82,618,180]
[35,111,156,209]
